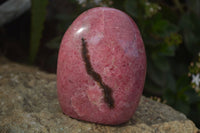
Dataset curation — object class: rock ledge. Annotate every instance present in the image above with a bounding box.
[0,57,199,133]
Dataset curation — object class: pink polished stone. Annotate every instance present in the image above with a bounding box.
[57,7,146,125]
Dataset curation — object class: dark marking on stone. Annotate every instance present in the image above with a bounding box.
[81,38,114,108]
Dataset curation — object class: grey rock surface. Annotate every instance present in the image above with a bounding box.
[0,57,199,133]
[0,0,31,26]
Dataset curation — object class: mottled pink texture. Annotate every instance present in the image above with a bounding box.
[57,7,146,125]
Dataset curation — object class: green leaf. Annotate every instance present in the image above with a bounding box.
[179,14,194,31]
[186,0,200,16]
[46,36,62,50]
[124,0,143,18]
[163,89,176,105]
[176,75,190,89]
[179,13,200,55]
[152,19,178,37]
[183,31,200,55]
[158,44,176,57]
[164,33,182,46]
[174,100,190,115]
[186,90,200,104]
[166,73,176,91]
[147,58,168,87]
[29,0,48,64]
[55,13,77,32]
[144,77,164,96]
[151,53,170,72]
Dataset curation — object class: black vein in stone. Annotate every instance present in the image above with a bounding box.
[81,38,114,108]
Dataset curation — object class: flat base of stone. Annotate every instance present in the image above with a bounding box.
[0,57,199,133]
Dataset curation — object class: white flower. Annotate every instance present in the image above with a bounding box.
[149,7,154,13]
[192,74,200,87]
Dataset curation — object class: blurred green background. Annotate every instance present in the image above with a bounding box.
[0,0,200,128]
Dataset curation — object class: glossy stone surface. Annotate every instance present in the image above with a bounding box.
[57,7,146,125]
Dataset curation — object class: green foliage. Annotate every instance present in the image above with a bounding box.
[46,36,62,50]
[29,0,48,64]
[179,13,200,55]
[123,0,200,127]
[124,0,183,96]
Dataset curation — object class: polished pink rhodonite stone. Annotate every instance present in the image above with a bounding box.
[57,7,146,125]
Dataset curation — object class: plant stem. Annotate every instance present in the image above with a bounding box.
[173,0,184,13]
